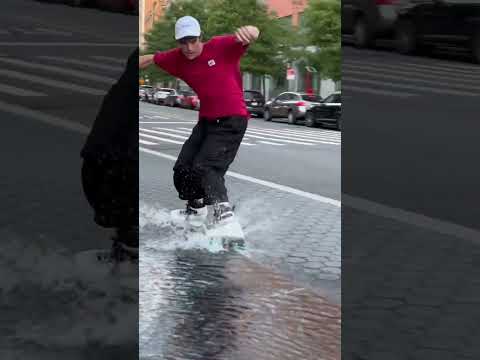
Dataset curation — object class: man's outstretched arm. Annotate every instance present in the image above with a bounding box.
[139,54,154,69]
[235,26,260,45]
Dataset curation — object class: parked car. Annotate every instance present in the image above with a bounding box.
[243,90,265,117]
[139,85,153,101]
[342,0,399,48]
[163,89,182,107]
[394,0,480,63]
[177,91,200,110]
[264,92,323,125]
[153,88,176,105]
[305,91,342,130]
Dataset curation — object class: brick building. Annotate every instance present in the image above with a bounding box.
[139,0,171,49]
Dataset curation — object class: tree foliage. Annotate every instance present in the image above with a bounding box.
[303,0,341,81]
[141,0,295,84]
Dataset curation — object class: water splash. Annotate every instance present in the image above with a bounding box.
[0,229,137,350]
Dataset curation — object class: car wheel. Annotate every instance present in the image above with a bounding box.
[337,118,342,131]
[395,19,416,55]
[305,112,317,128]
[353,16,373,48]
[287,111,297,125]
[264,109,272,121]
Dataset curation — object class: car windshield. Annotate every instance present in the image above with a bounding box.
[244,91,263,100]
[301,95,322,102]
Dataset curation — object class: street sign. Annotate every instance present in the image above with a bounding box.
[287,68,295,80]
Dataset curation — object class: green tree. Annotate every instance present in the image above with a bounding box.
[141,0,295,84]
[303,0,341,81]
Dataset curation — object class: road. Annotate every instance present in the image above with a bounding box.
[342,45,480,359]
[1,1,137,359]
[139,102,341,359]
[343,44,480,230]
[140,101,341,199]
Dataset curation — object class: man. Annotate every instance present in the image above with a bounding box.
[140,16,260,235]
[81,48,139,262]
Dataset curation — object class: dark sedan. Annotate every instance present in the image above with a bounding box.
[264,92,323,125]
[395,0,480,62]
[244,90,265,117]
[305,92,342,130]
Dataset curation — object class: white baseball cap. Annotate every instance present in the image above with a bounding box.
[175,16,201,40]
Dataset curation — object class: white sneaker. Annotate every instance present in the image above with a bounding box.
[208,202,244,241]
[170,203,208,228]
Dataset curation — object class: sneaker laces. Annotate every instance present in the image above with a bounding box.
[182,203,199,216]
[214,203,234,222]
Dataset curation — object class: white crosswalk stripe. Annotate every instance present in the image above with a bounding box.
[0,57,117,84]
[140,139,158,146]
[140,132,184,145]
[0,83,46,97]
[0,69,106,96]
[38,56,125,72]
[0,53,127,122]
[139,125,341,148]
[90,56,127,65]
[249,127,341,143]
[342,55,480,98]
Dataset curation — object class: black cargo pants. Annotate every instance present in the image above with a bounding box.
[173,116,248,205]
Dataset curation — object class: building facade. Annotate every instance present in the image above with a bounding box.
[139,0,171,50]
[248,0,338,99]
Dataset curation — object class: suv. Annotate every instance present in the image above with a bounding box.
[264,92,323,125]
[243,90,265,117]
[305,91,342,130]
[153,88,176,105]
[342,0,399,48]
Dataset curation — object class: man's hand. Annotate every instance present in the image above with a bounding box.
[139,55,154,69]
[235,26,260,45]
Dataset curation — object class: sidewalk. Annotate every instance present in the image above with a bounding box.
[140,150,341,303]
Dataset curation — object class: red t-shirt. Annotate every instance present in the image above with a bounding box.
[153,35,249,120]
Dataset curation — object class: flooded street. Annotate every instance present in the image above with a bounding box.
[140,104,341,359]
[140,224,340,360]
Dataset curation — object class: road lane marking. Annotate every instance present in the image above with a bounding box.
[259,141,285,146]
[0,58,117,84]
[0,84,46,97]
[0,100,89,134]
[342,194,480,245]
[343,62,480,84]
[140,139,158,146]
[141,127,255,146]
[90,56,127,65]
[0,69,106,96]
[141,128,188,140]
[342,84,416,98]
[0,42,134,47]
[345,77,478,97]
[154,127,192,135]
[246,128,340,144]
[279,128,341,139]
[139,133,184,145]
[140,121,194,124]
[38,55,124,72]
[240,133,315,145]
[140,147,341,207]
[343,68,480,92]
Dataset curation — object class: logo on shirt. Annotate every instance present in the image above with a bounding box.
[208,59,216,67]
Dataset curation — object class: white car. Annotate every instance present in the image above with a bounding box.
[153,88,175,105]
